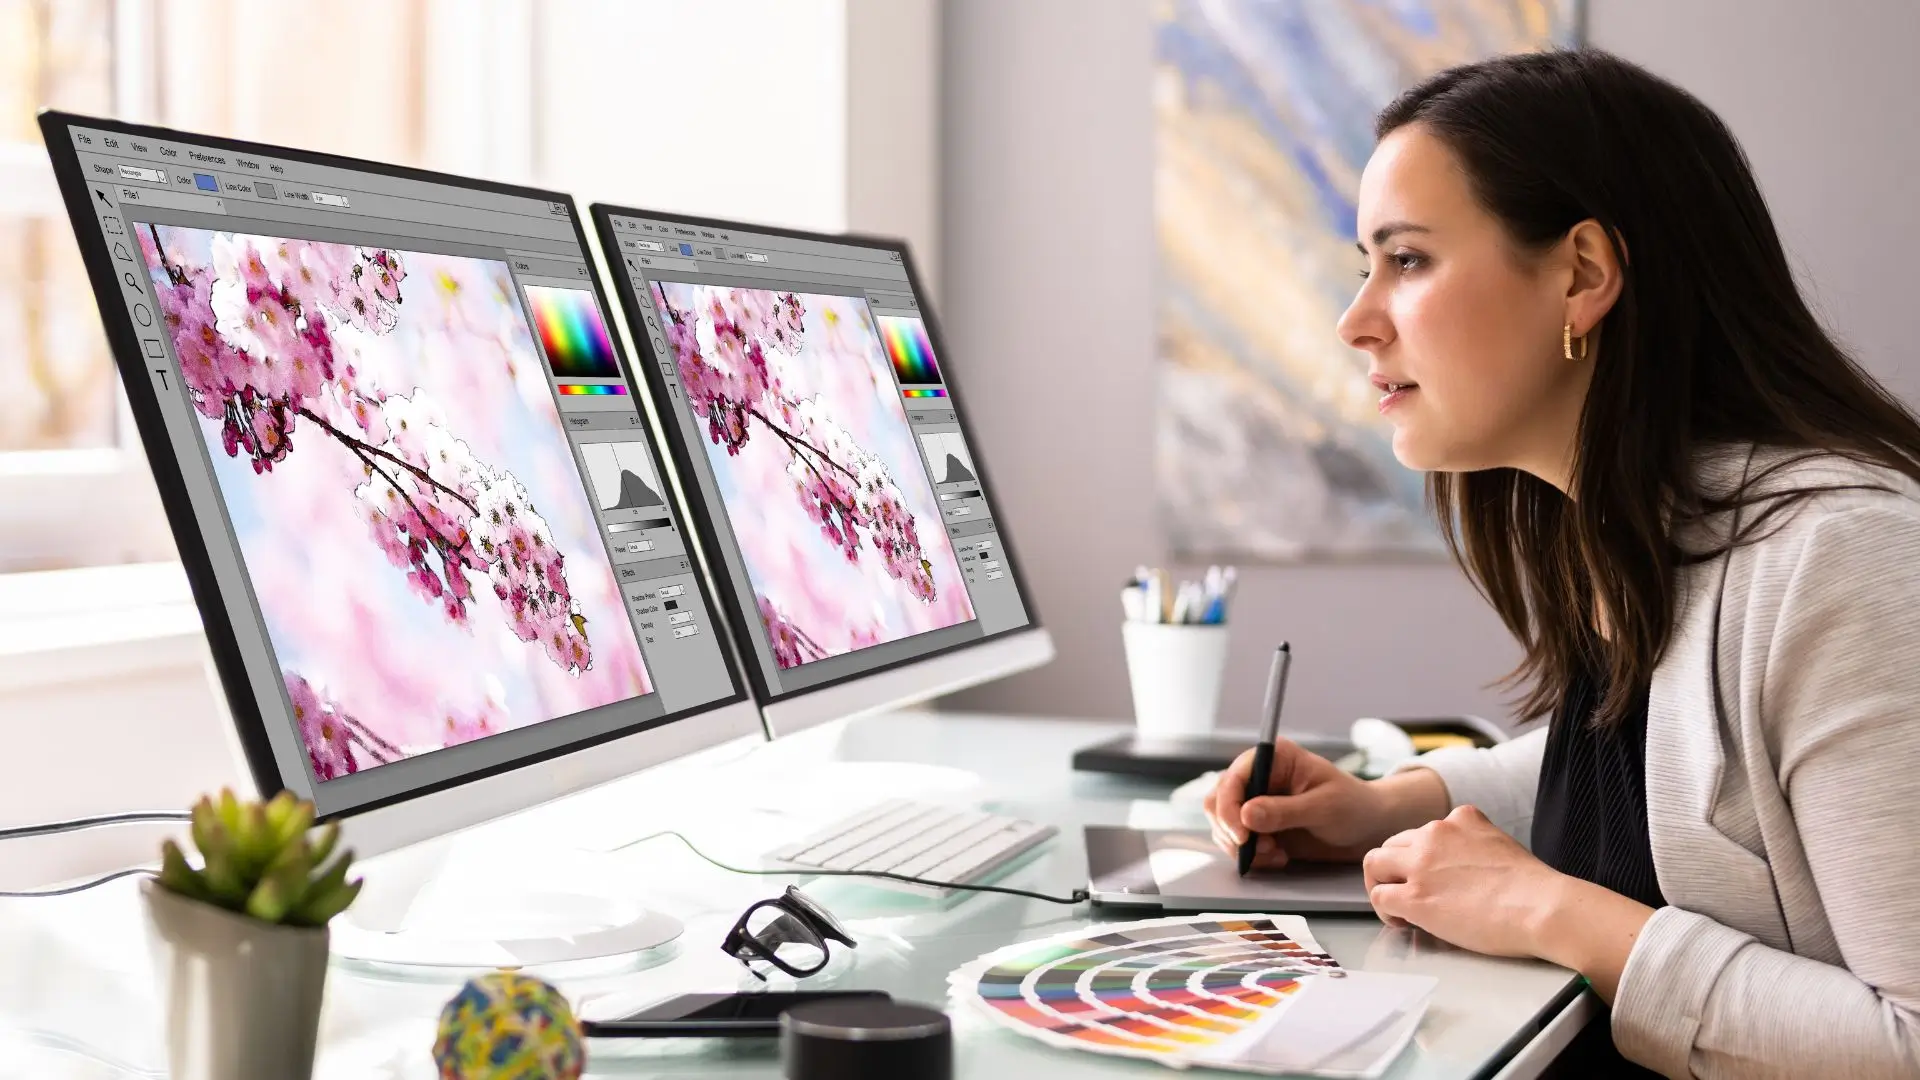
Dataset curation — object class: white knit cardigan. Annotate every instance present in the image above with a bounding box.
[1397,446,1920,1078]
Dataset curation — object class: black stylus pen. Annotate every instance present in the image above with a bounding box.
[1237,643,1293,877]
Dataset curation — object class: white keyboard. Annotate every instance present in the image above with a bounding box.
[766,799,1057,899]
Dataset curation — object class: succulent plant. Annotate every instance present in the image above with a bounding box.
[157,788,362,928]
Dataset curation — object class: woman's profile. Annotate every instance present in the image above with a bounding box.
[1205,47,1920,1078]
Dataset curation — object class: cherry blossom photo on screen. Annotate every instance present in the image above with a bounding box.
[651,282,973,670]
[141,226,650,781]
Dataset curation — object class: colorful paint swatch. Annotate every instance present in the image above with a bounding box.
[879,315,942,386]
[903,387,947,398]
[526,286,621,379]
[950,914,1435,1076]
[556,383,628,396]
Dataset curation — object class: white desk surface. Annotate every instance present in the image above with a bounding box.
[0,711,1594,1079]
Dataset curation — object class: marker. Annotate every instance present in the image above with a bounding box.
[1238,643,1293,877]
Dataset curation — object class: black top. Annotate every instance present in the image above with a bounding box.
[1530,663,1666,1079]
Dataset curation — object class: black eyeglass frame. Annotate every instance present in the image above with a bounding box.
[721,885,858,980]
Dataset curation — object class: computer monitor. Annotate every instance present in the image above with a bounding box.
[39,113,762,961]
[589,206,1053,737]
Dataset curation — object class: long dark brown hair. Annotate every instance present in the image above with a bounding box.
[1376,48,1920,730]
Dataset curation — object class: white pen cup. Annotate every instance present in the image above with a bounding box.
[1121,621,1231,737]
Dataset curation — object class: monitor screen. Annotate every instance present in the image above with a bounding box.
[592,208,1035,703]
[43,116,746,817]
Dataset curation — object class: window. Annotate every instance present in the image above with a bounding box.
[0,0,921,576]
[0,0,534,573]
[1,0,118,454]
[1,0,171,573]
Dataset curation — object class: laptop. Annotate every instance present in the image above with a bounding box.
[1085,826,1374,913]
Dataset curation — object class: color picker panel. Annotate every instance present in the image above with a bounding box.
[880,315,942,386]
[527,286,621,379]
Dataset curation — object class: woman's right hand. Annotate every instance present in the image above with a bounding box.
[1202,739,1396,871]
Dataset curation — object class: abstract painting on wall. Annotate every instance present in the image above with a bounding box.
[1155,0,1582,560]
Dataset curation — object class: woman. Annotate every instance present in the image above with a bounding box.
[1204,48,1920,1078]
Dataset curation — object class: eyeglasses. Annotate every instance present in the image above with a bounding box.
[722,885,857,981]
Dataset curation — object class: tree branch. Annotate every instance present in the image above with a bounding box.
[344,441,472,574]
[791,623,829,660]
[146,223,184,285]
[342,719,399,764]
[296,405,478,515]
[743,404,866,545]
[747,405,861,484]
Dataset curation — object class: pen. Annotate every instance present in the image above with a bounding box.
[1238,642,1293,877]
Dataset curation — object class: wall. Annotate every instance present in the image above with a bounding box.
[847,0,942,299]
[937,0,1920,732]
[1585,0,1920,404]
[535,0,850,231]
[534,0,941,282]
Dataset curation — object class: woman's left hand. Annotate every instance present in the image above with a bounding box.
[1363,804,1566,958]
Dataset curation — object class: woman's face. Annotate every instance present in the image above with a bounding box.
[1338,126,1593,482]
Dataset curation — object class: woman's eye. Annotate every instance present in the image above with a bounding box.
[1359,253,1425,280]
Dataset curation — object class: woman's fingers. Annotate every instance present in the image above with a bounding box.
[1255,833,1290,870]
[1207,750,1259,846]
[1362,844,1411,891]
[1369,880,1413,928]
[1210,817,1238,855]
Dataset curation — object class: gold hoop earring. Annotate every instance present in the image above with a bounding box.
[1563,323,1589,361]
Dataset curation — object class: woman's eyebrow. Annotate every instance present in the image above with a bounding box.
[1356,221,1432,254]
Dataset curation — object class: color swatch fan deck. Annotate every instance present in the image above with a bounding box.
[949,914,1437,1077]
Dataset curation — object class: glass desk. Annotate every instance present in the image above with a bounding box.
[0,712,1592,1078]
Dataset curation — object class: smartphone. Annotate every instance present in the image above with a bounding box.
[581,990,893,1038]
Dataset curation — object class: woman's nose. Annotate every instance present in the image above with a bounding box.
[1337,284,1392,353]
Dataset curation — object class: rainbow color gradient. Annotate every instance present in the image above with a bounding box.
[556,383,628,396]
[879,315,942,386]
[526,286,621,379]
[903,387,947,398]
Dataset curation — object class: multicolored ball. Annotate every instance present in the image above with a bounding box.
[432,970,586,1080]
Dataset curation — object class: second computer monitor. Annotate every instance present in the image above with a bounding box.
[591,208,1052,735]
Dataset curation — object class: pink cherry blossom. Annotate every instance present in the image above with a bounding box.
[652,283,935,601]
[757,593,826,670]
[471,463,592,673]
[142,229,594,670]
[652,282,971,667]
[142,226,649,783]
[322,247,406,334]
[285,672,358,780]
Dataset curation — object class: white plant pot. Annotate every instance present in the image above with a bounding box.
[141,877,330,1080]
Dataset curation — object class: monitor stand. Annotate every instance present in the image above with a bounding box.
[327,831,683,970]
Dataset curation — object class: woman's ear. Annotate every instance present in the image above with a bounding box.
[1567,219,1625,334]
[1609,225,1631,267]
